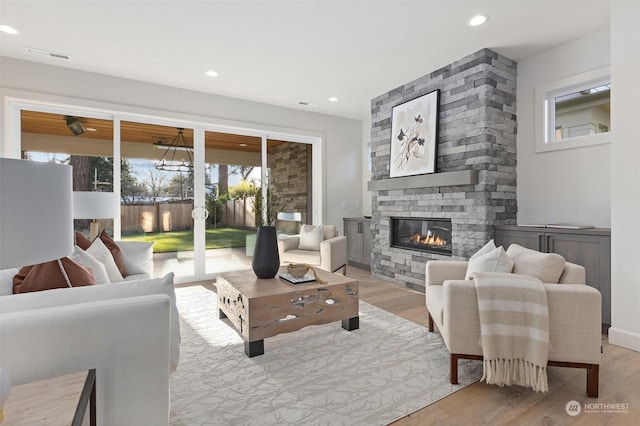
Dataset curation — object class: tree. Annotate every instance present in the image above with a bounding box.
[166,171,194,200]
[218,164,229,196]
[121,159,147,204]
[146,169,168,203]
[69,155,92,191]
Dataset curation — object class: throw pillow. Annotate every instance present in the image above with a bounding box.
[98,230,128,278]
[465,239,514,279]
[13,257,96,294]
[0,268,19,296]
[69,245,110,284]
[506,244,566,283]
[74,231,93,251]
[298,224,324,251]
[86,237,124,283]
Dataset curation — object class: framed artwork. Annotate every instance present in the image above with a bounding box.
[389,89,440,178]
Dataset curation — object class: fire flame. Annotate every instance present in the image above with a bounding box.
[409,233,447,246]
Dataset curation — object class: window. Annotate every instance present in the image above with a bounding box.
[535,66,610,152]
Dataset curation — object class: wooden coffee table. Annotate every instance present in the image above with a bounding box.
[216,266,359,357]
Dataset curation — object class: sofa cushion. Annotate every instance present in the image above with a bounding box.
[99,230,128,278]
[69,245,110,284]
[465,240,514,279]
[87,237,124,283]
[281,249,321,266]
[298,224,324,251]
[506,244,566,283]
[74,231,93,250]
[13,257,96,293]
[323,225,338,240]
[117,241,154,277]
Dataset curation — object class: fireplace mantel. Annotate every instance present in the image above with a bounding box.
[367,169,478,192]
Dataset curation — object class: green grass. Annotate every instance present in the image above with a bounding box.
[121,227,255,253]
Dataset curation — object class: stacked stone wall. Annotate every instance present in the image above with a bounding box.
[370,48,517,291]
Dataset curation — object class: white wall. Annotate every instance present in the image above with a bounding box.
[0,57,363,231]
[516,29,611,227]
[609,2,640,352]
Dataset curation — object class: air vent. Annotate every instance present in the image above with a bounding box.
[24,46,71,60]
[297,101,319,107]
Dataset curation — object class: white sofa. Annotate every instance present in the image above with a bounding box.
[0,241,181,424]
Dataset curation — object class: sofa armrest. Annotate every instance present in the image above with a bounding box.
[320,236,347,272]
[0,273,180,373]
[0,294,171,425]
[116,241,154,277]
[426,260,468,287]
[545,283,602,364]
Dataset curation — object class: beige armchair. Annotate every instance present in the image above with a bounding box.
[277,224,347,274]
[425,255,602,397]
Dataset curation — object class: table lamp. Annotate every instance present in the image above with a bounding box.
[0,157,74,421]
[72,191,117,240]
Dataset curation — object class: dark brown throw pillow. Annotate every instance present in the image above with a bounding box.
[98,229,128,278]
[13,257,96,294]
[75,231,93,250]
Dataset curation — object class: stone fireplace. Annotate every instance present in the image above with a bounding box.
[369,48,518,291]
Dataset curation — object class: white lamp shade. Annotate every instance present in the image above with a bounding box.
[0,158,74,269]
[73,191,118,219]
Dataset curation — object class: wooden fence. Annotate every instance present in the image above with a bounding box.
[119,202,194,233]
[98,199,257,233]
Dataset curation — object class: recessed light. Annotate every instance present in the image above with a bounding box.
[0,25,19,35]
[468,15,488,27]
[328,97,339,102]
[205,70,218,77]
[86,127,97,132]
[239,143,248,147]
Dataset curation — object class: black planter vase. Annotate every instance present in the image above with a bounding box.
[252,226,280,278]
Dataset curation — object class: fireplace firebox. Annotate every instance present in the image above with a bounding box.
[390,217,452,255]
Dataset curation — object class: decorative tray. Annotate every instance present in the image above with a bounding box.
[278,273,316,284]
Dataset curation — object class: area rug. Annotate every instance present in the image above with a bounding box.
[169,285,482,425]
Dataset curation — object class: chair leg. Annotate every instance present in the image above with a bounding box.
[587,364,599,398]
[428,312,434,332]
[450,354,459,384]
[343,264,347,275]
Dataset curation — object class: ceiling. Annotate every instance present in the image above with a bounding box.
[20,110,285,153]
[0,1,611,121]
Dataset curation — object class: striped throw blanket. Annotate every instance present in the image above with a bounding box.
[473,272,549,392]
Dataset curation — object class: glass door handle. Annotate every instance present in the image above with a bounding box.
[191,207,209,220]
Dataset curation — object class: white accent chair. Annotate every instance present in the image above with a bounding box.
[277,224,347,274]
[425,257,602,397]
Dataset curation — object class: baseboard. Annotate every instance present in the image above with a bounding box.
[608,327,640,352]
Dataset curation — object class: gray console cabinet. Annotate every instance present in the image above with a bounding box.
[494,226,611,329]
[344,217,372,269]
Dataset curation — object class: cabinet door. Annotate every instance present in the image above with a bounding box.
[361,220,372,265]
[546,232,611,326]
[494,229,543,251]
[344,220,362,262]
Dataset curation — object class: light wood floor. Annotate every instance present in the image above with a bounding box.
[348,266,640,426]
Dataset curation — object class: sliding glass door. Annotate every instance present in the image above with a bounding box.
[12,100,321,283]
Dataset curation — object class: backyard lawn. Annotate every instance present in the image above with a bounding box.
[121,228,255,253]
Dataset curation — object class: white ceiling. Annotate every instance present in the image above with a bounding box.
[0,0,611,120]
